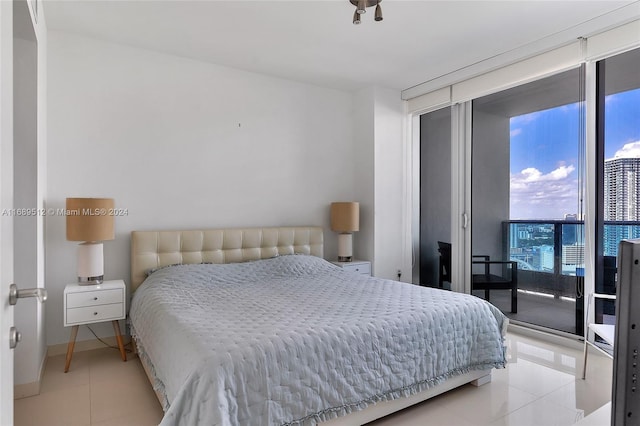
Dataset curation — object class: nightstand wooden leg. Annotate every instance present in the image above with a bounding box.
[112,320,127,362]
[64,325,79,373]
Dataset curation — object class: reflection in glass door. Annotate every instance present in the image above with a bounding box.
[419,107,452,288]
[471,68,585,335]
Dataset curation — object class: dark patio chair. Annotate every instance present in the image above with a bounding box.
[472,255,518,313]
[437,241,452,289]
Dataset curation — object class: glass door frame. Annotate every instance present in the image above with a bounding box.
[583,60,598,334]
[410,101,470,293]
[454,102,473,295]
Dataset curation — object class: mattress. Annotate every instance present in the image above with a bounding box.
[129,255,507,426]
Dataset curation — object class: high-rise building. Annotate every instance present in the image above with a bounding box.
[604,157,640,255]
[605,157,640,220]
[562,244,584,266]
[540,245,554,272]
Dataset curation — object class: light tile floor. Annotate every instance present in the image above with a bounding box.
[370,332,612,426]
[15,331,612,426]
[15,346,162,426]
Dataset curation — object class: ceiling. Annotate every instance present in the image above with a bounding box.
[43,1,640,93]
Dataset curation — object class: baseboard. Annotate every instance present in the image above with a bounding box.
[14,380,39,399]
[47,335,131,357]
[14,347,48,399]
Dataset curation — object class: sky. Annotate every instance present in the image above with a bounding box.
[509,87,640,220]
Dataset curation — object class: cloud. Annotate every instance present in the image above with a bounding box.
[510,164,578,219]
[549,165,575,179]
[521,167,541,180]
[559,103,580,113]
[613,140,640,159]
[510,128,522,138]
[513,165,575,183]
[510,110,543,126]
[605,94,618,105]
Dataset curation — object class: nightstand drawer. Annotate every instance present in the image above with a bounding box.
[343,263,371,275]
[331,260,372,276]
[66,288,123,309]
[66,303,124,325]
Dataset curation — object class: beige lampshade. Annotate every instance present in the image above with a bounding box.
[330,202,360,233]
[66,198,115,242]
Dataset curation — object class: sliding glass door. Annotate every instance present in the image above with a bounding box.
[471,68,585,335]
[595,48,640,335]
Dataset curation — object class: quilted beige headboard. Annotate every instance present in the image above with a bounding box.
[130,226,323,291]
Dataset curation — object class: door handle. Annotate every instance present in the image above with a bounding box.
[9,326,21,349]
[9,283,47,305]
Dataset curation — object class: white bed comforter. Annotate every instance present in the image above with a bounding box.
[129,255,507,426]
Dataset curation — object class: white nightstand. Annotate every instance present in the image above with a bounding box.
[330,260,372,276]
[63,279,127,372]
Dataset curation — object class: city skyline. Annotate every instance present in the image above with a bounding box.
[510,88,640,220]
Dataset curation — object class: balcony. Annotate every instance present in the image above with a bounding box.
[478,220,638,335]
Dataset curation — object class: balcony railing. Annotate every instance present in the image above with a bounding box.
[494,220,637,334]
[504,220,640,297]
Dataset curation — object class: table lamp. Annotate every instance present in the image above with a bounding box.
[66,197,115,285]
[330,202,359,262]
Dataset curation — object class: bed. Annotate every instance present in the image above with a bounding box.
[129,226,507,425]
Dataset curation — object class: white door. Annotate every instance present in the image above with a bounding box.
[0,0,15,423]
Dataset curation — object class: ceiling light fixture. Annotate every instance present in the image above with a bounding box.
[350,0,382,25]
[374,2,383,21]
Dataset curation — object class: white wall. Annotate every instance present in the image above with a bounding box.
[372,88,406,280]
[353,88,375,267]
[352,87,408,281]
[35,1,47,389]
[46,31,357,345]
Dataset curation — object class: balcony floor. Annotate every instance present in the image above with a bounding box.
[472,289,578,335]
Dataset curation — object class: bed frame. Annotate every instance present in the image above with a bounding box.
[130,226,491,425]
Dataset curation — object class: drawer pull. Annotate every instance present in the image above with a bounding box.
[66,288,122,308]
[94,312,98,316]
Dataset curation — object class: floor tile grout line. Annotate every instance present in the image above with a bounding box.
[479,385,547,425]
[486,389,585,426]
[535,382,592,420]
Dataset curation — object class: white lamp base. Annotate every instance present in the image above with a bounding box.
[337,233,353,262]
[77,242,104,285]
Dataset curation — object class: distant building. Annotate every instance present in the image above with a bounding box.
[540,245,554,271]
[605,157,640,221]
[604,157,640,255]
[562,244,584,266]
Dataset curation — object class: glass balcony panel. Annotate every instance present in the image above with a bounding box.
[495,220,584,335]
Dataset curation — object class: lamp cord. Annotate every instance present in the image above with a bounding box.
[85,325,134,353]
